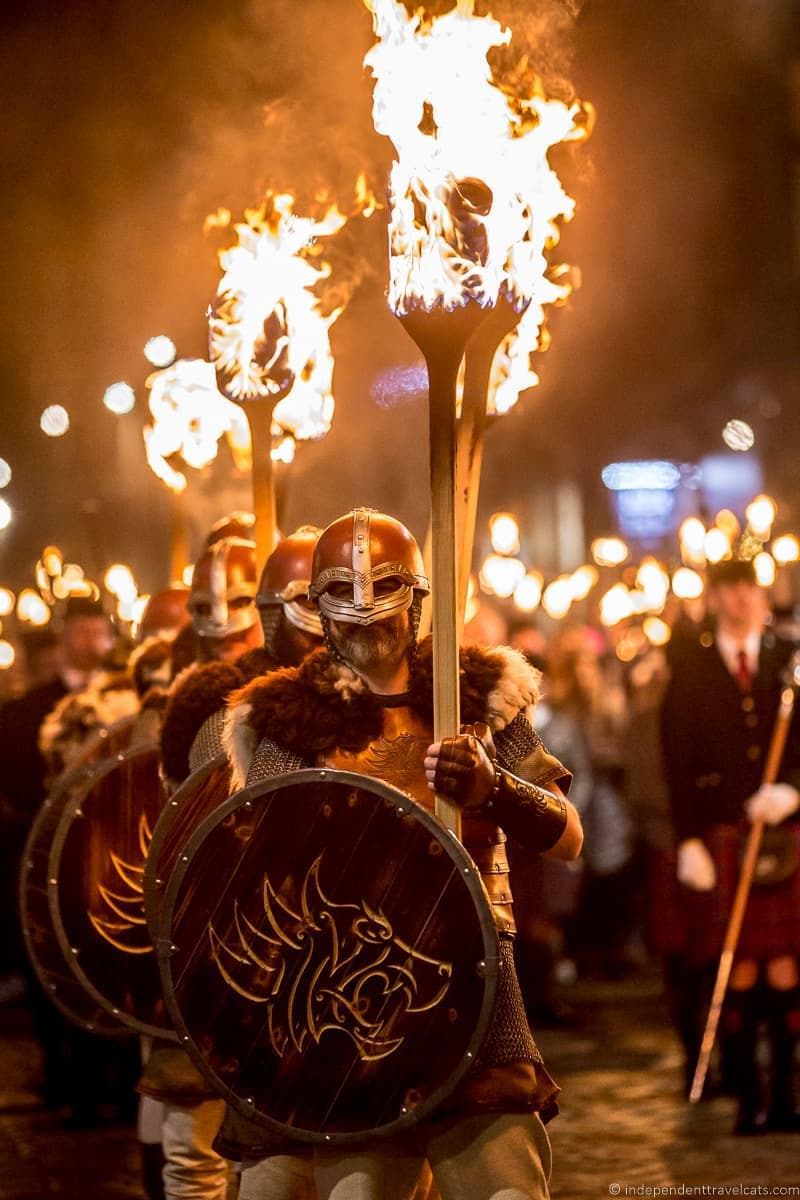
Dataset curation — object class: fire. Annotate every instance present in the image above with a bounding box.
[364,0,591,411]
[144,358,293,494]
[208,193,347,441]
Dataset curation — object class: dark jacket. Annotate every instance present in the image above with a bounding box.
[661,629,800,842]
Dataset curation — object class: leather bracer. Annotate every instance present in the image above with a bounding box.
[481,765,568,852]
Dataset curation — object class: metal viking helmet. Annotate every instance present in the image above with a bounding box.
[188,537,259,640]
[309,508,429,627]
[139,585,190,640]
[257,526,324,641]
[203,510,256,549]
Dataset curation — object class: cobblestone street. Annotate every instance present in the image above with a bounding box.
[1,973,798,1199]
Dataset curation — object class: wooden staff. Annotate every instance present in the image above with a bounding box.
[689,675,799,1103]
[417,297,524,641]
[242,396,280,575]
[456,296,525,623]
[399,304,488,837]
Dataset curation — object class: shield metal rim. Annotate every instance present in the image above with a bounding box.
[19,755,133,1036]
[142,751,229,941]
[48,743,177,1040]
[159,766,500,1145]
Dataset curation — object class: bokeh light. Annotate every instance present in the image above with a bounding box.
[0,499,11,531]
[479,554,526,599]
[569,565,598,602]
[0,458,11,488]
[722,419,754,452]
[591,537,629,567]
[672,567,704,600]
[541,577,573,621]
[772,535,800,565]
[643,616,672,646]
[144,335,177,368]
[0,588,15,616]
[0,640,15,669]
[513,572,543,613]
[745,494,777,538]
[489,512,521,557]
[753,551,776,588]
[103,382,136,415]
[17,589,51,626]
[40,405,70,437]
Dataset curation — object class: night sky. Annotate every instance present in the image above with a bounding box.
[1,0,798,591]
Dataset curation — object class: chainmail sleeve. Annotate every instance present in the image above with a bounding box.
[245,736,311,786]
[187,709,226,776]
[494,711,573,793]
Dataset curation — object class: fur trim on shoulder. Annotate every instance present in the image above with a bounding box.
[221,638,541,776]
[224,648,380,779]
[481,645,541,731]
[160,660,244,786]
[237,647,279,682]
[140,686,169,715]
[222,700,256,791]
[129,637,173,696]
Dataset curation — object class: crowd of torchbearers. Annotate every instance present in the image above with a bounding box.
[0,514,798,1200]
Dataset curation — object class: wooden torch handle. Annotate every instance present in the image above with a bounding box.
[245,399,279,577]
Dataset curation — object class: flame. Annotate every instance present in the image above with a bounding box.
[208,193,348,442]
[144,358,290,493]
[364,0,591,410]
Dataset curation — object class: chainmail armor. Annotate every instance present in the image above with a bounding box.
[245,737,309,785]
[494,712,542,772]
[477,936,540,1067]
[188,709,226,776]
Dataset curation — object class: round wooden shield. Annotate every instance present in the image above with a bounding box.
[48,744,175,1038]
[160,768,499,1144]
[143,753,232,940]
[20,751,133,1036]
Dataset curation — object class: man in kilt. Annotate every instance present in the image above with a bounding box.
[662,558,800,1134]
[221,507,584,1200]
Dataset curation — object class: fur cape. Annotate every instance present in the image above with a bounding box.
[39,670,140,780]
[224,636,541,790]
[159,647,278,785]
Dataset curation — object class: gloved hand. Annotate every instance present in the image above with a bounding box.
[745,782,800,827]
[424,723,496,809]
[676,838,716,891]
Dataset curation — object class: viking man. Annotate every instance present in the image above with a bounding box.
[219,508,583,1200]
[141,527,323,1200]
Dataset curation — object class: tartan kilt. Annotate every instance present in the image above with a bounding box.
[679,822,800,966]
[646,846,689,957]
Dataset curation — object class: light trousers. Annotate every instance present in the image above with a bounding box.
[238,1111,552,1200]
[161,1098,230,1200]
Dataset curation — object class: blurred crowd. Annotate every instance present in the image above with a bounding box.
[0,564,797,1135]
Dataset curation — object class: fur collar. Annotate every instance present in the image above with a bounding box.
[224,636,540,790]
[160,647,278,785]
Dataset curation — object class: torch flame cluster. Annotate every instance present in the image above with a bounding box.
[208,193,347,439]
[144,358,296,494]
[365,0,592,412]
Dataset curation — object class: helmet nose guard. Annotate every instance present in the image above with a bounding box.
[309,509,429,627]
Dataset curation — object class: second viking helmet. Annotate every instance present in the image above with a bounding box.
[188,537,258,640]
[257,526,324,640]
[309,508,429,626]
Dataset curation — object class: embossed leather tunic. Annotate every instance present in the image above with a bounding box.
[321,696,566,936]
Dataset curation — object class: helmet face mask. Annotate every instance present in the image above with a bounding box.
[256,526,324,647]
[188,538,259,641]
[309,509,429,629]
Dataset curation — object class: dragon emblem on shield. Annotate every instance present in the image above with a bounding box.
[88,811,153,955]
[209,855,453,1062]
